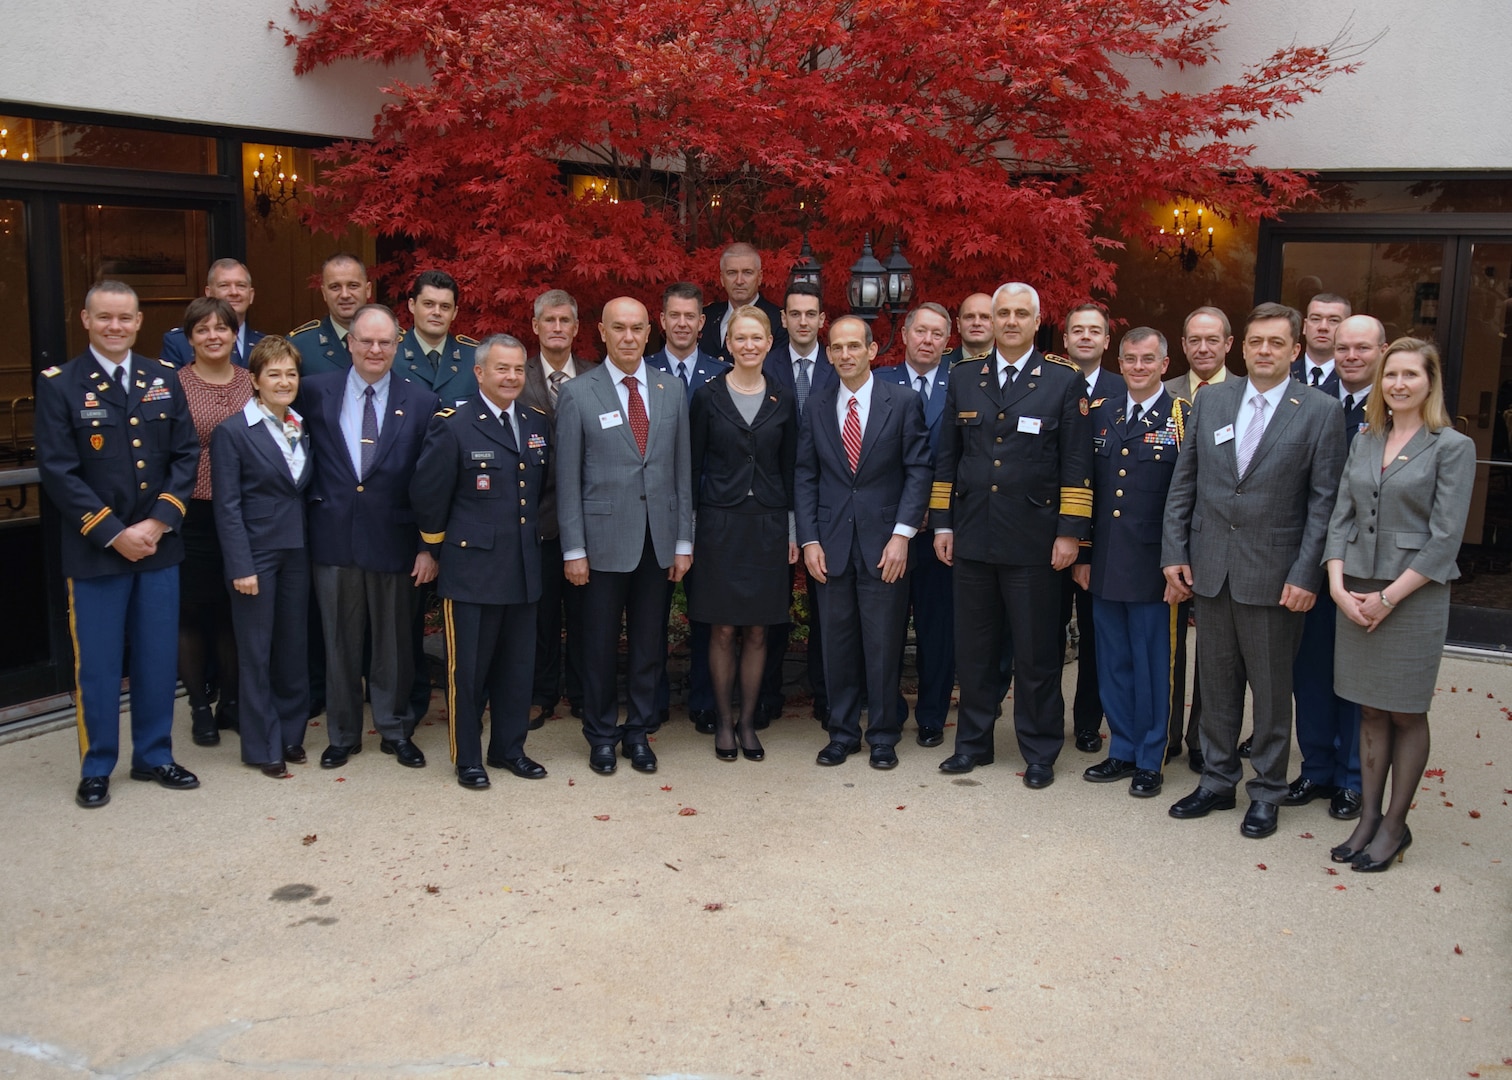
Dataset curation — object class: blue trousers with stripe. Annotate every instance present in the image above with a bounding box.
[69,566,180,777]
[1093,596,1176,773]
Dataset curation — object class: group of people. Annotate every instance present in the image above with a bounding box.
[37,243,1474,873]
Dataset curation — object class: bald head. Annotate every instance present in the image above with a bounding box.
[599,296,652,373]
[1335,314,1387,394]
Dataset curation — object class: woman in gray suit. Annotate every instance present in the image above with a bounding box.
[212,337,313,778]
[1324,338,1474,871]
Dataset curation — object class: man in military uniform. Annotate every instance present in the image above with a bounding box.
[289,253,373,376]
[944,292,994,366]
[1074,328,1187,798]
[412,334,550,789]
[160,259,265,367]
[35,280,201,808]
[931,282,1093,787]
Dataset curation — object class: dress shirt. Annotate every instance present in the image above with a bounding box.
[1125,391,1160,422]
[339,367,390,475]
[1085,366,1106,398]
[792,347,819,380]
[1303,355,1336,385]
[332,320,350,347]
[905,361,937,398]
[243,398,307,481]
[543,356,579,380]
[480,394,519,447]
[832,374,917,541]
[1185,366,1226,398]
[995,346,1034,387]
[665,346,697,383]
[1340,385,1370,407]
[1232,378,1291,450]
[90,346,130,386]
[236,325,249,360]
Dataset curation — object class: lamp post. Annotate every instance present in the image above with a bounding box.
[848,232,913,354]
[788,232,823,293]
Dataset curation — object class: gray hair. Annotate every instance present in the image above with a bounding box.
[474,333,527,365]
[904,302,952,334]
[533,289,579,320]
[1119,326,1167,356]
[206,258,251,286]
[84,279,138,310]
[991,281,1040,317]
[719,242,761,269]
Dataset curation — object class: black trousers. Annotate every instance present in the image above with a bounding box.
[762,563,827,714]
[1064,571,1102,737]
[532,536,586,711]
[1167,600,1198,753]
[579,535,670,747]
[813,536,910,749]
[443,598,536,768]
[952,557,1064,766]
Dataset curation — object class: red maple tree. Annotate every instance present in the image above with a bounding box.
[286,0,1361,339]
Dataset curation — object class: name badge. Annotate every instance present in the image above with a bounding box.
[1017,416,1042,435]
[599,410,624,429]
[471,450,495,461]
[79,408,108,419]
[1214,424,1235,445]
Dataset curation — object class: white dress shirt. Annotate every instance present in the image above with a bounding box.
[339,368,389,475]
[995,345,1034,386]
[1303,355,1336,386]
[90,346,131,386]
[480,394,519,447]
[831,374,917,540]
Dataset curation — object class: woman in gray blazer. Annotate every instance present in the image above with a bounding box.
[1323,338,1474,872]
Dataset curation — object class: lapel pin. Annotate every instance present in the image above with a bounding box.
[1289,397,1301,405]
[395,409,404,416]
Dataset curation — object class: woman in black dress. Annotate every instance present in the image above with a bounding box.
[687,306,798,761]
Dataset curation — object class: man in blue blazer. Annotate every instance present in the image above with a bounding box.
[289,253,373,377]
[300,304,440,771]
[876,303,954,747]
[796,315,932,769]
[1290,293,1350,395]
[160,259,265,367]
[699,242,788,363]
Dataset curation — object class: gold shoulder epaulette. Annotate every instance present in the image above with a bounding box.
[1043,352,1079,371]
[435,407,456,418]
[289,320,320,335]
[455,334,479,346]
[41,366,61,378]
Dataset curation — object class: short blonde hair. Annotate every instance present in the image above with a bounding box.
[725,304,772,340]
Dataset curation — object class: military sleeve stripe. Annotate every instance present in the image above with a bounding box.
[157,493,186,515]
[929,481,953,511]
[80,508,113,536]
[420,530,446,544]
[1060,488,1093,517]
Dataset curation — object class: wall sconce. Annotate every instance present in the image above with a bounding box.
[251,149,300,219]
[1157,205,1214,272]
[571,176,620,204]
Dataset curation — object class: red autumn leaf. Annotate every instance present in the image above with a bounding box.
[1425,768,1446,779]
[1334,884,1347,890]
[1445,801,1454,807]
[1256,863,1267,870]
[593,814,610,821]
[1488,692,1495,698]
[1434,885,1442,892]
[896,805,907,810]
[1299,832,1314,839]
[1454,944,1463,954]
[567,778,575,786]
[1325,867,1338,875]
[660,785,672,791]
[703,902,724,911]
[677,807,698,816]
[334,777,346,782]
[308,720,320,726]
[1469,810,1481,818]
[302,834,318,846]
[425,883,440,894]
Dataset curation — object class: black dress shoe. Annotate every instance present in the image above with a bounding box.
[528,705,551,731]
[284,745,307,764]
[1187,747,1205,774]
[1164,744,1181,764]
[320,744,360,769]
[623,740,658,773]
[75,776,110,809]
[939,752,993,774]
[1129,770,1163,798]
[1074,730,1102,753]
[1281,777,1336,806]
[381,737,427,768]
[1082,757,1137,783]
[456,765,490,789]
[1023,763,1055,789]
[690,710,717,735]
[128,762,200,789]
[869,745,899,770]
[215,699,240,732]
[1237,735,1253,759]
[1240,801,1279,838]
[487,755,547,780]
[589,745,617,774]
[916,728,944,748]
[1169,786,1237,819]
[261,762,289,778]
[569,701,584,719]
[816,741,853,766]
[1329,787,1363,820]
[190,705,219,747]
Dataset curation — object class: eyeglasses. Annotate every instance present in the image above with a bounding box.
[352,337,397,351]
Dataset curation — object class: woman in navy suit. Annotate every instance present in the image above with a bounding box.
[212,337,313,777]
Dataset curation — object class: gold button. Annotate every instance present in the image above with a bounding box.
[356,485,364,492]
[480,462,487,469]
[518,480,525,488]
[990,484,998,493]
[132,439,141,448]
[136,460,145,469]
[1121,448,1129,456]
[518,462,525,471]
[139,482,148,490]
[519,516,527,524]
[1113,509,1121,518]
[159,412,166,418]
[519,499,526,506]
[460,541,467,548]
[1118,469,1126,477]
[129,417,139,426]
[1115,489,1123,498]
[993,459,1001,467]
[997,412,1005,421]
[91,420,100,427]
[995,437,1002,443]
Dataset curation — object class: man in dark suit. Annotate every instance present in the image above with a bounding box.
[519,289,598,727]
[555,297,693,775]
[699,242,788,363]
[1285,313,1385,821]
[1062,303,1126,755]
[289,253,373,377]
[797,315,931,768]
[1162,302,1347,839]
[1291,293,1351,394]
[1075,328,1186,798]
[35,280,201,808]
[412,334,550,789]
[932,282,1093,787]
[160,259,265,367]
[761,281,836,724]
[647,282,729,733]
[300,304,441,770]
[943,293,995,367]
[876,303,953,748]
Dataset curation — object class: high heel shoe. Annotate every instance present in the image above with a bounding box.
[1351,826,1412,873]
[740,740,765,762]
[714,740,738,761]
[1330,827,1377,863]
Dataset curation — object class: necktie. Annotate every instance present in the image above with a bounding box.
[548,369,567,405]
[1001,363,1016,392]
[915,374,928,400]
[625,375,649,456]
[113,364,127,396]
[360,385,378,478]
[843,395,862,473]
[1343,394,1355,414]
[1310,366,1324,387]
[1236,393,1267,477]
[1086,378,1095,398]
[1197,380,1209,392]
[1128,403,1143,427]
[676,361,690,391]
[795,358,811,416]
[426,349,441,372]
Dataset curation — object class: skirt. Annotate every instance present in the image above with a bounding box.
[1334,575,1450,713]
[686,497,791,626]
[179,498,229,606]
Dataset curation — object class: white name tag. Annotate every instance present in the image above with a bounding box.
[599,410,624,429]
[1017,416,1043,435]
[1214,424,1235,445]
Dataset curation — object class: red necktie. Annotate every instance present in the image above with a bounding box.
[843,396,862,473]
[625,375,649,457]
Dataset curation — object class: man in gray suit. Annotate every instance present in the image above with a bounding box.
[1161,302,1346,839]
[555,296,693,775]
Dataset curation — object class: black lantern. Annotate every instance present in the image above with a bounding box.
[882,234,915,319]
[847,233,886,322]
[788,232,823,293]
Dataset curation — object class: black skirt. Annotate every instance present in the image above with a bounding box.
[179,498,228,606]
[686,496,790,626]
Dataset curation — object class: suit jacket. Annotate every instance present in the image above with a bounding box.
[1292,356,1341,398]
[299,370,440,574]
[1161,379,1346,602]
[1083,365,1127,406]
[875,361,950,458]
[700,295,788,363]
[397,332,479,406]
[646,347,730,407]
[689,372,796,511]
[794,377,931,578]
[411,396,550,606]
[931,348,1094,564]
[1084,390,1185,604]
[34,351,198,579]
[290,316,352,377]
[161,326,266,368]
[1323,425,1475,584]
[519,353,600,540]
[210,407,312,580]
[763,344,838,415]
[554,362,693,572]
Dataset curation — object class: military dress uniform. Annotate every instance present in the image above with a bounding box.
[289,316,351,377]
[34,351,199,789]
[411,397,549,779]
[399,332,480,407]
[1081,390,1188,787]
[932,349,1092,771]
